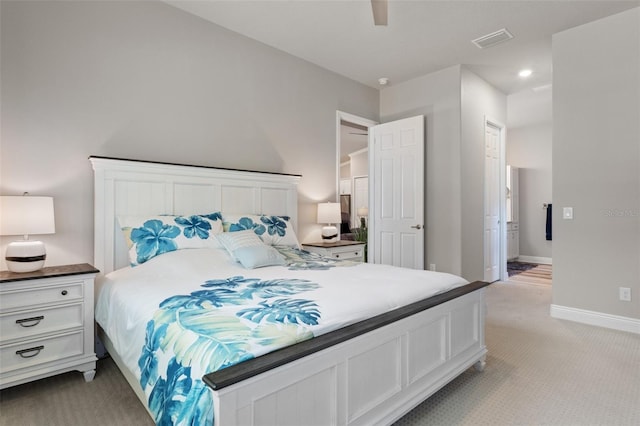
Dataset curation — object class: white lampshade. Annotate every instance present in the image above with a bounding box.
[1,196,55,236]
[317,202,341,242]
[317,202,341,225]
[357,207,369,217]
[1,195,55,273]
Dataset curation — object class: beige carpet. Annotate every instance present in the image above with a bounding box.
[394,282,640,425]
[1,281,638,426]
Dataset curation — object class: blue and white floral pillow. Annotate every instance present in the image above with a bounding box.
[222,214,301,249]
[118,213,223,266]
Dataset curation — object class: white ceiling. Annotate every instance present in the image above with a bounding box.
[166,0,639,95]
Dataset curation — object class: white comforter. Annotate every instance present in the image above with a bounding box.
[95,247,467,425]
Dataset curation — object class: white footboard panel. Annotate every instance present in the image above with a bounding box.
[212,288,487,426]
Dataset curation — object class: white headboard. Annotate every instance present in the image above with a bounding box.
[90,156,301,275]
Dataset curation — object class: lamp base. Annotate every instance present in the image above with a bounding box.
[5,240,47,273]
[321,225,339,243]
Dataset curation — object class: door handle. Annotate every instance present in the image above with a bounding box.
[411,224,422,230]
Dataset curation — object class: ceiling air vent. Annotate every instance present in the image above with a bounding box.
[472,28,514,49]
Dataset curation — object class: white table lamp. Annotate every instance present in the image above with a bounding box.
[0,195,55,272]
[317,202,341,242]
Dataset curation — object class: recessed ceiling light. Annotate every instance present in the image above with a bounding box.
[519,69,533,78]
[378,77,389,85]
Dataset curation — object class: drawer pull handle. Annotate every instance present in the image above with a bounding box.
[16,316,44,327]
[61,290,68,296]
[16,346,44,358]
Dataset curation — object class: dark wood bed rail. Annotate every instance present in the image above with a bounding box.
[203,280,491,390]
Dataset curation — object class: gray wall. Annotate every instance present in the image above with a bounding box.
[0,1,378,269]
[380,65,507,281]
[340,163,350,179]
[553,8,639,319]
[460,68,507,281]
[507,89,553,261]
[349,149,368,178]
[380,65,463,276]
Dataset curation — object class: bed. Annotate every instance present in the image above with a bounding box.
[90,156,489,426]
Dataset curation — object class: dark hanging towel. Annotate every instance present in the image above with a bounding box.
[545,203,552,241]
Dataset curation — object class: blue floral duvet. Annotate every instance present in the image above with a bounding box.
[95,247,468,426]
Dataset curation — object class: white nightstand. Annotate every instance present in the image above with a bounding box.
[302,241,366,263]
[0,263,99,389]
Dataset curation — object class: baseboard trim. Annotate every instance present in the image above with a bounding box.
[517,256,552,265]
[550,304,640,334]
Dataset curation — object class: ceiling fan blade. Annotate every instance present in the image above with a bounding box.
[371,0,388,26]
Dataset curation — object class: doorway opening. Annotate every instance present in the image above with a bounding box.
[335,111,377,243]
[507,262,552,285]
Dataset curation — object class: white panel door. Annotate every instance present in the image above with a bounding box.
[370,115,424,269]
[484,123,501,282]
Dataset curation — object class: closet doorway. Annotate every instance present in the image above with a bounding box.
[335,111,377,239]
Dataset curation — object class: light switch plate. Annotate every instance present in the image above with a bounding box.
[563,207,573,220]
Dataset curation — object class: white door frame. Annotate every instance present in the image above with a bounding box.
[484,116,507,282]
[335,111,378,201]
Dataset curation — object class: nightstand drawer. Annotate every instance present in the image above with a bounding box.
[0,304,83,342]
[0,282,83,311]
[0,331,84,372]
[302,242,365,263]
[329,249,362,260]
